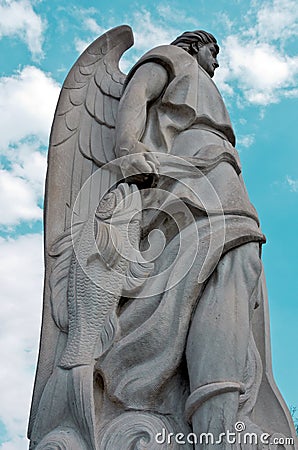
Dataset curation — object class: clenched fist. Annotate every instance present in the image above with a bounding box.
[118,142,160,188]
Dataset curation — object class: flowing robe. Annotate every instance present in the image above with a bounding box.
[97,45,294,438]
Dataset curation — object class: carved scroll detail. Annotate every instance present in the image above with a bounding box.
[98,412,188,449]
[35,427,87,450]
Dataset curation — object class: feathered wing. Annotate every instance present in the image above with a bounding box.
[28,25,134,443]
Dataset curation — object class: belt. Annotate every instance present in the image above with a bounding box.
[190,123,231,142]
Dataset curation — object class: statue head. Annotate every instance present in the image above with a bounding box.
[171,30,219,78]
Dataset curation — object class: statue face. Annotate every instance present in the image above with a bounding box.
[195,43,219,77]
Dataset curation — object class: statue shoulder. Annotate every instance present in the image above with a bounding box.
[125,44,197,88]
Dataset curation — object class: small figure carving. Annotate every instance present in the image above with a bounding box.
[28,25,297,449]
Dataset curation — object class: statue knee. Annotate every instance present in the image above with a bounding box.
[185,381,245,423]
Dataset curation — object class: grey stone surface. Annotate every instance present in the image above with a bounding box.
[28,25,297,449]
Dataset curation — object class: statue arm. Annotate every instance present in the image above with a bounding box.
[115,62,168,183]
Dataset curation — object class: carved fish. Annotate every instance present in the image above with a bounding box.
[50,182,153,369]
[40,183,153,450]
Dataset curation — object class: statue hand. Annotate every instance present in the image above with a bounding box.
[119,142,160,188]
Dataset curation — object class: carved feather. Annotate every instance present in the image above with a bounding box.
[28,26,134,444]
[50,25,134,166]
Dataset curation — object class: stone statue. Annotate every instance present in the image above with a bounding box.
[28,25,297,449]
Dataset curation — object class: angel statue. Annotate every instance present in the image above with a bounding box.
[28,25,297,449]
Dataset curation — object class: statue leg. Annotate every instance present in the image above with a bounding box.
[186,242,262,448]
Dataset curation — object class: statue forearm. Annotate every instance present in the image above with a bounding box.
[115,97,148,156]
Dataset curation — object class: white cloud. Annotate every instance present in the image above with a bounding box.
[0,169,43,225]
[156,4,197,26]
[74,37,91,54]
[0,234,43,449]
[0,0,45,59]
[74,16,105,54]
[131,9,177,51]
[116,9,183,72]
[215,0,298,105]
[0,66,57,228]
[218,37,298,105]
[0,66,60,149]
[1,436,28,450]
[84,17,104,35]
[214,12,234,34]
[214,66,234,96]
[250,0,298,43]
[0,139,47,226]
[0,69,50,226]
[8,142,47,194]
[237,134,255,148]
[286,176,298,192]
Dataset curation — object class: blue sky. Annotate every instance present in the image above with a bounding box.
[0,0,297,448]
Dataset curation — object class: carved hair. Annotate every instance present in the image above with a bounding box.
[171,30,219,56]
